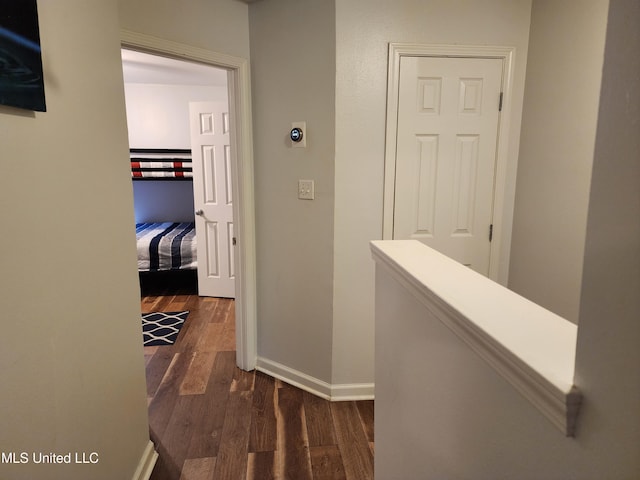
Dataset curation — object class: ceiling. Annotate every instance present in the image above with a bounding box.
[121,49,228,87]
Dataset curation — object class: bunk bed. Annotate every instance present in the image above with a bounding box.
[131,148,197,273]
[130,148,193,180]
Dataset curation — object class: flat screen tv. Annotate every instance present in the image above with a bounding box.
[0,0,46,112]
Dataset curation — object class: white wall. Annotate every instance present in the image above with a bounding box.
[509,0,609,322]
[0,2,150,479]
[249,0,336,385]
[333,0,533,386]
[124,83,227,149]
[124,83,227,223]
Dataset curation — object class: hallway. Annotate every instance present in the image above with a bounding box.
[142,292,374,479]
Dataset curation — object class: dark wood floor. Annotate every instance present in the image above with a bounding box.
[141,289,374,480]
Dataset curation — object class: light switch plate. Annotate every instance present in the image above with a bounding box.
[298,179,314,200]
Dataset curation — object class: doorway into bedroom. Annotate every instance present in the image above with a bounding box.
[121,49,235,299]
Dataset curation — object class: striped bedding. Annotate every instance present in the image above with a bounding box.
[136,222,197,272]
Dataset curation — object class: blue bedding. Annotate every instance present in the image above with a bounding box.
[135,222,197,272]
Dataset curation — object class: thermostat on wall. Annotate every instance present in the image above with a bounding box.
[290,127,303,142]
[290,121,306,148]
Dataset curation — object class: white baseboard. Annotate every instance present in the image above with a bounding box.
[256,357,332,399]
[330,382,375,401]
[255,357,374,401]
[131,440,158,480]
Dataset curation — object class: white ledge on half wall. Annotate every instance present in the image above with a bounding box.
[370,240,582,437]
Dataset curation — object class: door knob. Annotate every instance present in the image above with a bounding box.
[195,209,204,216]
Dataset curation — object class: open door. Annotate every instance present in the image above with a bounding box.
[189,101,235,298]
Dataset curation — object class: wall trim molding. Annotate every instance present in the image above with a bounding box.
[130,441,158,480]
[371,240,582,436]
[256,357,375,401]
[120,29,258,371]
[382,42,518,285]
[330,382,375,401]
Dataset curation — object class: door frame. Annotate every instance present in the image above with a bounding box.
[121,30,257,371]
[383,43,517,284]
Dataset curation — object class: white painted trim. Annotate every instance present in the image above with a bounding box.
[383,43,518,285]
[256,357,375,401]
[330,383,375,401]
[257,357,332,400]
[371,240,582,436]
[120,30,258,371]
[130,441,158,480]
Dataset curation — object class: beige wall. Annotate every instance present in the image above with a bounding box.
[574,0,640,473]
[116,0,544,395]
[509,0,609,322]
[0,2,150,479]
[333,0,533,386]
[111,0,611,402]
[375,1,640,476]
[118,0,250,59]
[249,0,336,383]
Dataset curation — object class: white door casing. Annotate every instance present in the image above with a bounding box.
[384,43,517,284]
[190,101,236,298]
[121,30,258,370]
[393,55,503,275]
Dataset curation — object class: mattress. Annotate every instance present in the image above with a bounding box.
[136,222,197,272]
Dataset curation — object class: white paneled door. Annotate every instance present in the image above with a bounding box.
[190,101,235,298]
[393,56,503,275]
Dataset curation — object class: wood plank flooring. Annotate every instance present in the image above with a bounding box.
[142,291,374,480]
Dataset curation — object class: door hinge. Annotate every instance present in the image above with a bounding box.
[232,237,237,246]
[489,224,494,242]
[498,92,504,112]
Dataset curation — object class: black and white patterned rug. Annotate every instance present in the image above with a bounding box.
[141,311,189,346]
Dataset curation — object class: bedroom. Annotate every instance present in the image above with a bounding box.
[122,49,234,298]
